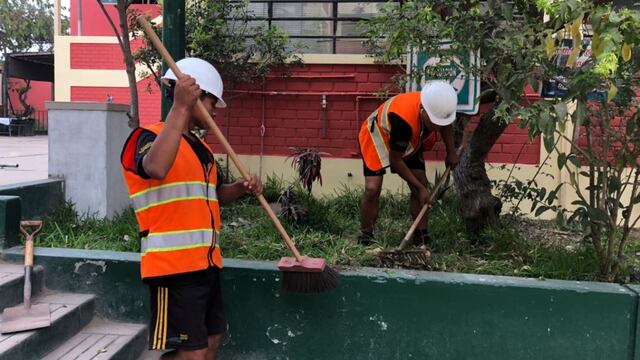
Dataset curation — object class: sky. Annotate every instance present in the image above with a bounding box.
[60,0,70,17]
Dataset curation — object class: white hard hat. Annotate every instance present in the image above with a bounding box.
[420,81,457,126]
[162,57,227,108]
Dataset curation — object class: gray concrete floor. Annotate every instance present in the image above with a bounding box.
[0,135,48,186]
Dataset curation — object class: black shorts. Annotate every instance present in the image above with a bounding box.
[146,267,227,351]
[363,149,425,176]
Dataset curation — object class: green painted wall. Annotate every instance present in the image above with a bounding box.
[1,247,637,360]
[0,196,20,249]
[0,179,64,220]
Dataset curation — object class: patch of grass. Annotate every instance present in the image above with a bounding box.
[35,177,640,283]
[38,202,139,252]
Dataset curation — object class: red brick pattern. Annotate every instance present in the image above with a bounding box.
[70,77,161,125]
[70,44,125,70]
[67,46,541,164]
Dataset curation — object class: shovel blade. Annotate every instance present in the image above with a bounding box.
[0,303,51,334]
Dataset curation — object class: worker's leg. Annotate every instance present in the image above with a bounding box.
[205,334,224,360]
[148,271,214,360]
[359,160,385,244]
[204,267,227,360]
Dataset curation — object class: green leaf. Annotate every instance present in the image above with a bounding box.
[587,207,609,224]
[535,205,550,217]
[633,194,640,205]
[554,102,568,120]
[555,211,566,228]
[608,84,618,102]
[608,176,621,192]
[568,155,582,167]
[544,133,555,153]
[557,152,567,169]
[626,116,636,136]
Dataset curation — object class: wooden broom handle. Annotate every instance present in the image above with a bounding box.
[396,168,450,251]
[138,17,303,262]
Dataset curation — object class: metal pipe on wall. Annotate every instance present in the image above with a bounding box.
[77,0,82,36]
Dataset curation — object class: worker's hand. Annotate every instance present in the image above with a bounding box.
[418,186,431,207]
[243,175,263,196]
[445,151,460,169]
[173,75,201,112]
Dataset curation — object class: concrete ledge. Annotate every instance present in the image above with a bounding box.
[0,196,20,249]
[0,179,64,220]
[45,101,130,112]
[0,247,637,359]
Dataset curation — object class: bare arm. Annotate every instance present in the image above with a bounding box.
[439,124,459,168]
[142,76,200,180]
[389,150,430,206]
[218,176,263,206]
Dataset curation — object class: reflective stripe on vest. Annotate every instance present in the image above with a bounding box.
[142,229,220,254]
[130,181,218,213]
[365,96,421,169]
[121,122,223,279]
[367,110,390,169]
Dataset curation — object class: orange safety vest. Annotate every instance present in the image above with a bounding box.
[120,122,222,279]
[358,92,436,172]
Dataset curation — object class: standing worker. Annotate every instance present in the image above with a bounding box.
[358,81,460,247]
[121,57,262,360]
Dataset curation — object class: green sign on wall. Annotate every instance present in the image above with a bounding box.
[407,44,480,115]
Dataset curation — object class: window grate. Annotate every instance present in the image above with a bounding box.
[237,1,397,54]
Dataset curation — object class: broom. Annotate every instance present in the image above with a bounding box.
[138,17,339,293]
[376,132,469,269]
[376,168,451,269]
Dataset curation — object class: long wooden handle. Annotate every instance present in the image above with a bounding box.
[396,167,451,251]
[138,17,303,261]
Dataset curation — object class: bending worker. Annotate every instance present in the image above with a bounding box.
[121,57,262,360]
[358,81,460,247]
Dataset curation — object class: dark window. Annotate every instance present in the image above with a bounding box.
[246,1,396,54]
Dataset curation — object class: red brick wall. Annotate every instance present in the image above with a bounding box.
[70,44,124,69]
[66,39,540,164]
[70,77,161,125]
[70,1,159,37]
[207,65,541,164]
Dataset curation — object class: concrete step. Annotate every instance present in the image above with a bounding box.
[0,262,44,311]
[0,292,95,360]
[42,319,147,360]
[137,350,161,360]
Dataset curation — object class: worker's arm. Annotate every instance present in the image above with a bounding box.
[439,124,459,169]
[389,151,428,190]
[218,175,262,206]
[143,76,200,180]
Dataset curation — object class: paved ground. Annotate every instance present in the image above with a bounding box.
[0,135,48,186]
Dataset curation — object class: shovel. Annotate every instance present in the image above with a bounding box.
[0,220,51,334]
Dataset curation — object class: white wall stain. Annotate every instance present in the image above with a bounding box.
[369,315,388,331]
[73,260,107,274]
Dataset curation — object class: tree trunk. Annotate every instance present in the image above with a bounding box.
[453,107,506,236]
[17,79,34,118]
[117,0,139,128]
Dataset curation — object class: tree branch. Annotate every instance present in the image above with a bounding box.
[95,1,125,51]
